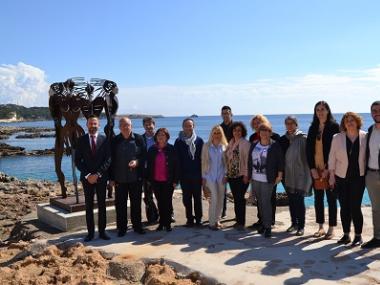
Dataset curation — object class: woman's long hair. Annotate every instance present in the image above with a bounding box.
[207,125,228,146]
[311,101,336,128]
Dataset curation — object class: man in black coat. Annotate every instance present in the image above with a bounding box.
[219,105,233,219]
[75,115,112,242]
[141,117,159,224]
[110,117,147,236]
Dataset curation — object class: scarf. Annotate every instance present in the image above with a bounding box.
[179,131,197,160]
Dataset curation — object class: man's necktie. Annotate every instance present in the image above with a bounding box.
[91,135,96,156]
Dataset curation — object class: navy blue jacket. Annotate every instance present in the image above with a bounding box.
[174,136,204,180]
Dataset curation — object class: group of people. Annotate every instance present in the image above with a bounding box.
[74,100,380,250]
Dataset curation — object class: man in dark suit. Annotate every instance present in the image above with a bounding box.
[75,115,111,242]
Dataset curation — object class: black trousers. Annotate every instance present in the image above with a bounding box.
[115,182,143,233]
[229,176,249,226]
[152,181,174,227]
[143,179,159,223]
[288,192,306,229]
[83,180,107,236]
[256,184,277,225]
[222,185,227,217]
[181,178,202,223]
[336,176,365,235]
[314,187,337,226]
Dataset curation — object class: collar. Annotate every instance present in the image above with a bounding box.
[89,132,98,139]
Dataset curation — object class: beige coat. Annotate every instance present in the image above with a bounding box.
[328,130,367,178]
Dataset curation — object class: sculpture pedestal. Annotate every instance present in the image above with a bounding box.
[50,196,115,212]
[37,195,122,232]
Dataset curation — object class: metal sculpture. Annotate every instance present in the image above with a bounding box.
[49,78,119,201]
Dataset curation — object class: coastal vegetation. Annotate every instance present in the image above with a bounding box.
[0,104,164,122]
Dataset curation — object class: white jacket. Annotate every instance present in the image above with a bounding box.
[328,130,367,178]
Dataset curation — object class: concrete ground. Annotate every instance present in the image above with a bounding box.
[49,191,380,285]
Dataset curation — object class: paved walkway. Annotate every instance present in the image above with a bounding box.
[53,196,380,285]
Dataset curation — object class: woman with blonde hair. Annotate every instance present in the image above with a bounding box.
[201,125,228,230]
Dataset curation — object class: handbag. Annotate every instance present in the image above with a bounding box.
[313,169,329,190]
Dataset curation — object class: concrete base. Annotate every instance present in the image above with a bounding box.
[37,203,119,232]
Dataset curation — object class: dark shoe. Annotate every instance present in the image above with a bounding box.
[134,228,146,235]
[166,225,172,232]
[296,229,304,236]
[171,216,176,223]
[236,225,245,231]
[195,221,202,227]
[337,234,351,245]
[351,236,363,247]
[156,225,164,231]
[99,232,111,240]
[84,234,94,242]
[257,226,265,234]
[361,238,380,249]
[264,228,272,238]
[117,231,126,237]
[185,221,194,228]
[286,225,297,233]
[251,221,263,230]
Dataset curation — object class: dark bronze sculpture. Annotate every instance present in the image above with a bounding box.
[49,78,118,201]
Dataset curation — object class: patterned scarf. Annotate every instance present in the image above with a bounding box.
[179,131,197,160]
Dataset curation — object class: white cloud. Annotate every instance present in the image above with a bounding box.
[1,62,379,115]
[0,62,49,107]
[118,66,380,115]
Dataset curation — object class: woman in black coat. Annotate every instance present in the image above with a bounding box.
[306,101,340,239]
[147,128,179,232]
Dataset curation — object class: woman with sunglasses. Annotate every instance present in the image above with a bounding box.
[248,122,284,238]
[306,101,340,239]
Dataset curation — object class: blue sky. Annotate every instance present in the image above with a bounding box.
[1,0,380,115]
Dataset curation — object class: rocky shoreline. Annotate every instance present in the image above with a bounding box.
[0,126,55,140]
[0,126,57,157]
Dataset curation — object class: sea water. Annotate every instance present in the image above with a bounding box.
[0,113,373,206]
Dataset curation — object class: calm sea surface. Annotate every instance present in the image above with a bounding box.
[0,114,373,206]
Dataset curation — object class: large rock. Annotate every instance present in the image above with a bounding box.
[107,260,145,282]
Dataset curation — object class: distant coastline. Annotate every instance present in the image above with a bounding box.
[0,104,164,123]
